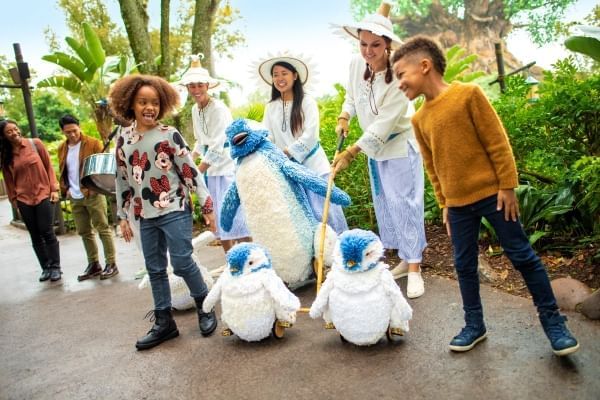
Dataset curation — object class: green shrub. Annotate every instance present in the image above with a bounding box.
[318,84,376,230]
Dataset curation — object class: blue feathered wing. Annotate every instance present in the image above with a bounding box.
[220,181,241,232]
[280,159,351,207]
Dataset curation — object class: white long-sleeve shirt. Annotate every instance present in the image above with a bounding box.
[342,55,417,160]
[191,98,235,176]
[263,95,330,176]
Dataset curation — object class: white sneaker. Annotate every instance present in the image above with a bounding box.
[407,271,425,298]
[134,267,147,280]
[390,260,409,279]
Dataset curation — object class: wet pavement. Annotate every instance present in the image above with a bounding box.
[0,198,598,400]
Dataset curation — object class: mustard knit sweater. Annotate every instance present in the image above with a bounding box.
[412,82,518,208]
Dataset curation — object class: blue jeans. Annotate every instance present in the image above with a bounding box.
[140,209,208,310]
[448,195,558,316]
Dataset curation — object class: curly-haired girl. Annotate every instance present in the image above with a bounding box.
[110,74,218,350]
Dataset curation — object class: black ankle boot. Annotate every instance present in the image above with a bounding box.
[135,309,179,350]
[195,296,217,337]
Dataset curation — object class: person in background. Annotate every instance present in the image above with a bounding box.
[57,114,118,281]
[332,2,427,298]
[111,74,217,350]
[0,119,62,282]
[391,36,579,356]
[259,53,348,234]
[182,56,251,267]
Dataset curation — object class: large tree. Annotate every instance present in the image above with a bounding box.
[351,0,578,72]
[117,0,244,78]
[117,0,158,75]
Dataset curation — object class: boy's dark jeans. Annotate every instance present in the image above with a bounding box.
[448,194,558,316]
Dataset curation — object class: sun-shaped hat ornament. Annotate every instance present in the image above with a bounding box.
[251,51,319,93]
[331,2,403,48]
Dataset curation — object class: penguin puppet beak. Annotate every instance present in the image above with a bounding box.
[345,259,360,271]
[232,131,248,146]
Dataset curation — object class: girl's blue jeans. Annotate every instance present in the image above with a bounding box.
[140,209,208,310]
[448,194,558,316]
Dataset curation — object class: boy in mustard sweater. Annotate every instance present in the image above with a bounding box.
[391,36,579,356]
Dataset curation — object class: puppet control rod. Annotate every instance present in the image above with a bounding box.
[299,134,346,313]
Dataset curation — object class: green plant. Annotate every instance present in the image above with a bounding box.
[37,22,139,141]
[318,84,376,230]
[516,184,574,246]
[564,27,600,62]
[564,156,600,234]
[444,45,487,83]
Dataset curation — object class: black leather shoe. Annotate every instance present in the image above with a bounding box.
[195,296,217,337]
[100,263,119,280]
[39,269,51,282]
[49,268,62,282]
[135,309,179,350]
[77,261,102,281]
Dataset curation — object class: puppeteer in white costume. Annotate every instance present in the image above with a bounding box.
[310,229,413,346]
[178,55,251,257]
[202,243,300,341]
[332,2,428,299]
[256,52,348,234]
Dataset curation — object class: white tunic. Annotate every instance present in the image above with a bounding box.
[191,98,235,176]
[342,55,418,161]
[263,96,330,176]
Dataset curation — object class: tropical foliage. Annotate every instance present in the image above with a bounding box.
[37,22,138,141]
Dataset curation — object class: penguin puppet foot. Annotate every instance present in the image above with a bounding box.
[387,326,405,343]
[324,322,336,330]
[272,320,292,339]
[222,328,234,337]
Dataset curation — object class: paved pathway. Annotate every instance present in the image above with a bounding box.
[0,198,598,399]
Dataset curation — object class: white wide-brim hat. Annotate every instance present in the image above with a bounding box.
[178,57,220,89]
[333,3,403,48]
[257,55,310,86]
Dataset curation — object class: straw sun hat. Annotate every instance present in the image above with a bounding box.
[334,2,403,48]
[178,54,220,89]
[257,53,311,86]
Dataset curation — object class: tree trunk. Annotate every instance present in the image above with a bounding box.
[93,103,113,143]
[191,0,220,75]
[158,0,171,78]
[117,0,156,74]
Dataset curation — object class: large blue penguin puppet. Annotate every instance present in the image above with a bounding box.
[220,119,351,286]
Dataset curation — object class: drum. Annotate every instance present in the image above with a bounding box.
[80,153,116,196]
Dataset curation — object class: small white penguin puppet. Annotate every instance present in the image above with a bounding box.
[202,242,301,342]
[309,229,413,345]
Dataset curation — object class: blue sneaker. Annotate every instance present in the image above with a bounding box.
[449,325,487,352]
[539,310,579,356]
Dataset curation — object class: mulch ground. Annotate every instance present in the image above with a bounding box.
[386,224,599,299]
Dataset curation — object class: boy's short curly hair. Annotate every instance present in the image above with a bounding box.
[391,36,446,75]
[109,74,180,123]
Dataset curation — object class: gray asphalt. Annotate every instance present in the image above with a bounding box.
[0,198,598,400]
